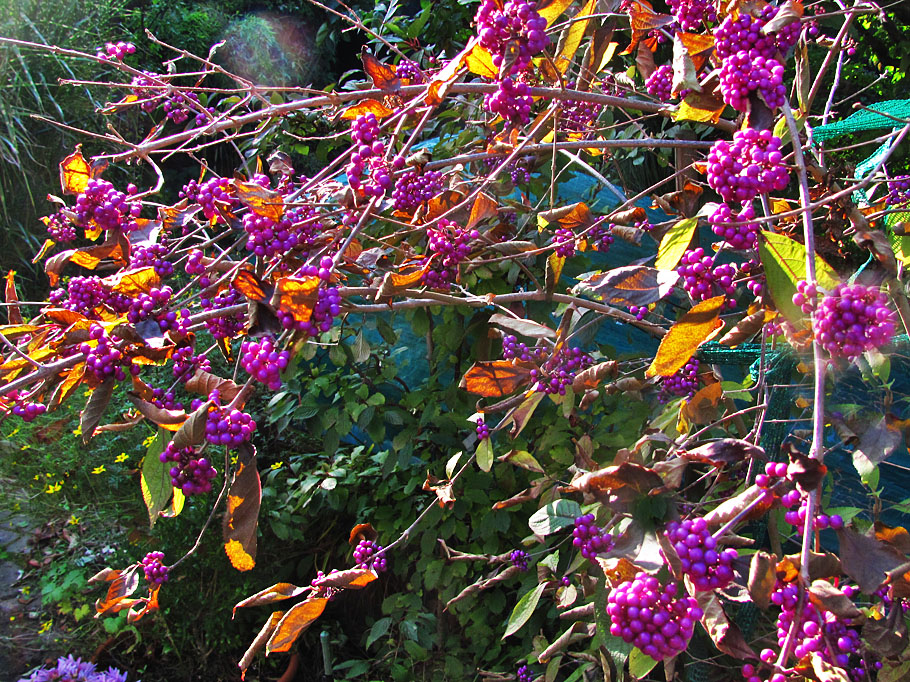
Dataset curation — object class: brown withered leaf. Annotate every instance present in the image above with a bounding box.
[376,261,432,298]
[460,360,535,397]
[80,378,114,443]
[349,523,378,545]
[786,450,828,490]
[682,438,764,468]
[646,295,725,377]
[777,552,842,583]
[171,400,212,450]
[566,462,664,505]
[492,485,542,510]
[232,583,308,618]
[808,652,851,682]
[424,473,456,509]
[238,611,284,679]
[703,484,772,528]
[234,181,284,222]
[128,394,187,431]
[836,527,907,594]
[266,597,329,654]
[5,271,21,325]
[446,566,522,609]
[488,314,555,339]
[719,310,768,347]
[361,50,400,93]
[573,266,679,307]
[654,182,703,218]
[184,370,241,403]
[572,361,618,392]
[696,590,756,659]
[224,443,261,572]
[808,580,863,621]
[467,193,499,229]
[863,604,909,659]
[681,382,723,425]
[233,270,271,303]
[311,568,378,590]
[92,565,141,617]
[876,522,910,555]
[748,551,776,610]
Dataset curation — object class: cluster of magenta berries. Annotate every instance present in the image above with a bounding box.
[97,41,135,61]
[185,249,208,285]
[81,326,130,381]
[709,201,759,249]
[241,336,290,391]
[886,175,910,206]
[205,403,256,448]
[707,128,789,204]
[242,211,301,259]
[586,221,614,251]
[129,71,163,113]
[162,91,215,127]
[502,335,547,363]
[201,287,245,340]
[719,52,786,111]
[485,77,534,125]
[645,65,674,102]
[677,249,737,305]
[172,346,210,382]
[160,443,216,496]
[552,227,575,258]
[572,514,613,560]
[531,346,593,395]
[629,305,648,321]
[141,551,169,586]
[509,549,530,572]
[793,281,896,359]
[475,418,490,441]
[658,358,699,402]
[126,286,172,325]
[12,401,47,422]
[346,114,391,197]
[49,276,107,316]
[279,285,342,337]
[714,5,800,62]
[45,211,77,242]
[665,518,737,591]
[516,663,534,682]
[607,572,703,661]
[151,387,183,411]
[562,97,602,132]
[353,539,387,572]
[395,59,424,82]
[130,241,174,278]
[392,168,444,212]
[667,0,715,31]
[421,219,479,289]
[475,0,549,78]
[74,179,141,232]
[180,177,238,222]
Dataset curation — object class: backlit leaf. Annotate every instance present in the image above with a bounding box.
[5,271,22,325]
[273,276,319,322]
[675,89,726,124]
[758,231,839,324]
[646,296,725,377]
[224,444,261,572]
[748,551,776,609]
[460,360,535,397]
[465,43,498,78]
[423,473,456,509]
[507,390,545,439]
[239,611,285,679]
[311,568,378,590]
[234,181,284,222]
[59,146,94,195]
[629,647,659,677]
[503,582,547,639]
[105,267,161,297]
[719,310,768,347]
[80,378,114,443]
[233,584,307,617]
[537,0,574,25]
[573,266,679,306]
[703,484,771,528]
[377,261,431,298]
[467,192,499,229]
[809,652,850,682]
[266,597,329,654]
[553,0,596,75]
[140,428,173,527]
[655,218,697,270]
[547,252,565,292]
[339,98,394,120]
[361,50,400,92]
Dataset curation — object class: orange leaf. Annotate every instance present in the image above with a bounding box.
[239,611,285,680]
[234,270,271,303]
[104,267,161,297]
[223,444,261,572]
[553,0,597,74]
[311,568,378,590]
[273,276,320,323]
[266,598,329,654]
[425,189,467,222]
[425,38,475,106]
[376,261,432,298]
[232,583,308,617]
[675,89,727,124]
[423,473,456,509]
[339,99,394,120]
[459,360,535,397]
[624,0,675,53]
[465,43,498,79]
[5,271,22,325]
[646,296,726,377]
[537,0,575,25]
[234,181,284,222]
[349,523,378,545]
[362,50,400,92]
[677,32,715,71]
[467,193,499,229]
[59,146,94,195]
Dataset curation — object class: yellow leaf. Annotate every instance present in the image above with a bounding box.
[646,296,726,377]
[339,99,394,120]
[465,43,498,79]
[225,539,256,572]
[553,0,597,75]
[538,0,575,26]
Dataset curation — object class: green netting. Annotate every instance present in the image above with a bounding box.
[812,99,910,143]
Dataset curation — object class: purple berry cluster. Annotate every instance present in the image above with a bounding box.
[395,59,424,82]
[81,325,130,382]
[475,418,490,441]
[201,286,245,340]
[160,442,216,495]
[241,336,290,390]
[714,5,800,62]
[502,335,547,363]
[572,514,613,559]
[485,77,534,125]
[172,346,211,382]
[667,0,716,31]
[709,201,759,250]
[475,0,549,77]
[162,91,215,127]
[586,221,614,252]
[531,346,593,395]
[129,71,163,113]
[205,405,256,448]
[886,175,910,206]
[421,219,478,289]
[130,241,174,278]
[793,281,896,359]
[45,211,77,242]
[508,157,533,185]
[392,168,444,212]
[658,358,699,402]
[516,663,534,682]
[49,276,108,316]
[242,211,300,259]
[353,539,388,572]
[719,53,786,111]
[151,387,183,411]
[607,572,703,661]
[346,114,392,197]
[74,179,141,232]
[629,305,647,321]
[181,177,238,222]
[142,551,169,586]
[562,97,602,132]
[278,285,342,337]
[97,41,135,61]
[665,517,737,591]
[12,401,47,422]
[707,128,789,203]
[645,64,673,102]
[552,226,575,258]
[126,286,172,325]
[509,549,530,571]
[677,249,737,304]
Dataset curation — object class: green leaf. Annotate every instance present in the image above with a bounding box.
[476,437,494,472]
[366,616,392,648]
[758,231,839,324]
[655,218,697,271]
[529,499,582,535]
[503,582,547,639]
[352,331,371,364]
[629,647,659,679]
[140,429,172,528]
[498,449,545,474]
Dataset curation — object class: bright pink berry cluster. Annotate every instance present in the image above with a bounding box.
[485,77,534,125]
[714,5,800,61]
[160,442,216,495]
[667,0,716,31]
[677,249,737,304]
[421,219,478,289]
[552,227,575,258]
[793,281,896,359]
[572,514,612,560]
[74,179,141,232]
[241,336,290,391]
[476,418,491,440]
[242,211,301,259]
[12,401,47,422]
[347,114,392,196]
[502,335,548,363]
[142,551,169,586]
[45,211,77,242]
[126,286,173,325]
[392,169,444,212]
[658,358,699,402]
[81,325,130,382]
[97,41,135,61]
[719,53,786,111]
[395,59,424,82]
[130,241,174,277]
[201,287,245,340]
[707,128,789,203]
[278,284,342,337]
[172,346,211,382]
[665,517,737,591]
[161,91,215,127]
[709,201,759,249]
[645,65,673,101]
[586,221,614,252]
[531,346,593,395]
[180,177,238,223]
[205,404,256,448]
[353,539,387,572]
[49,276,107,316]
[562,96,602,132]
[475,0,549,77]
[607,572,703,661]
[886,175,910,206]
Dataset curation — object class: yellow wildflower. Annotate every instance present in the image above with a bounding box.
[91,465,106,475]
